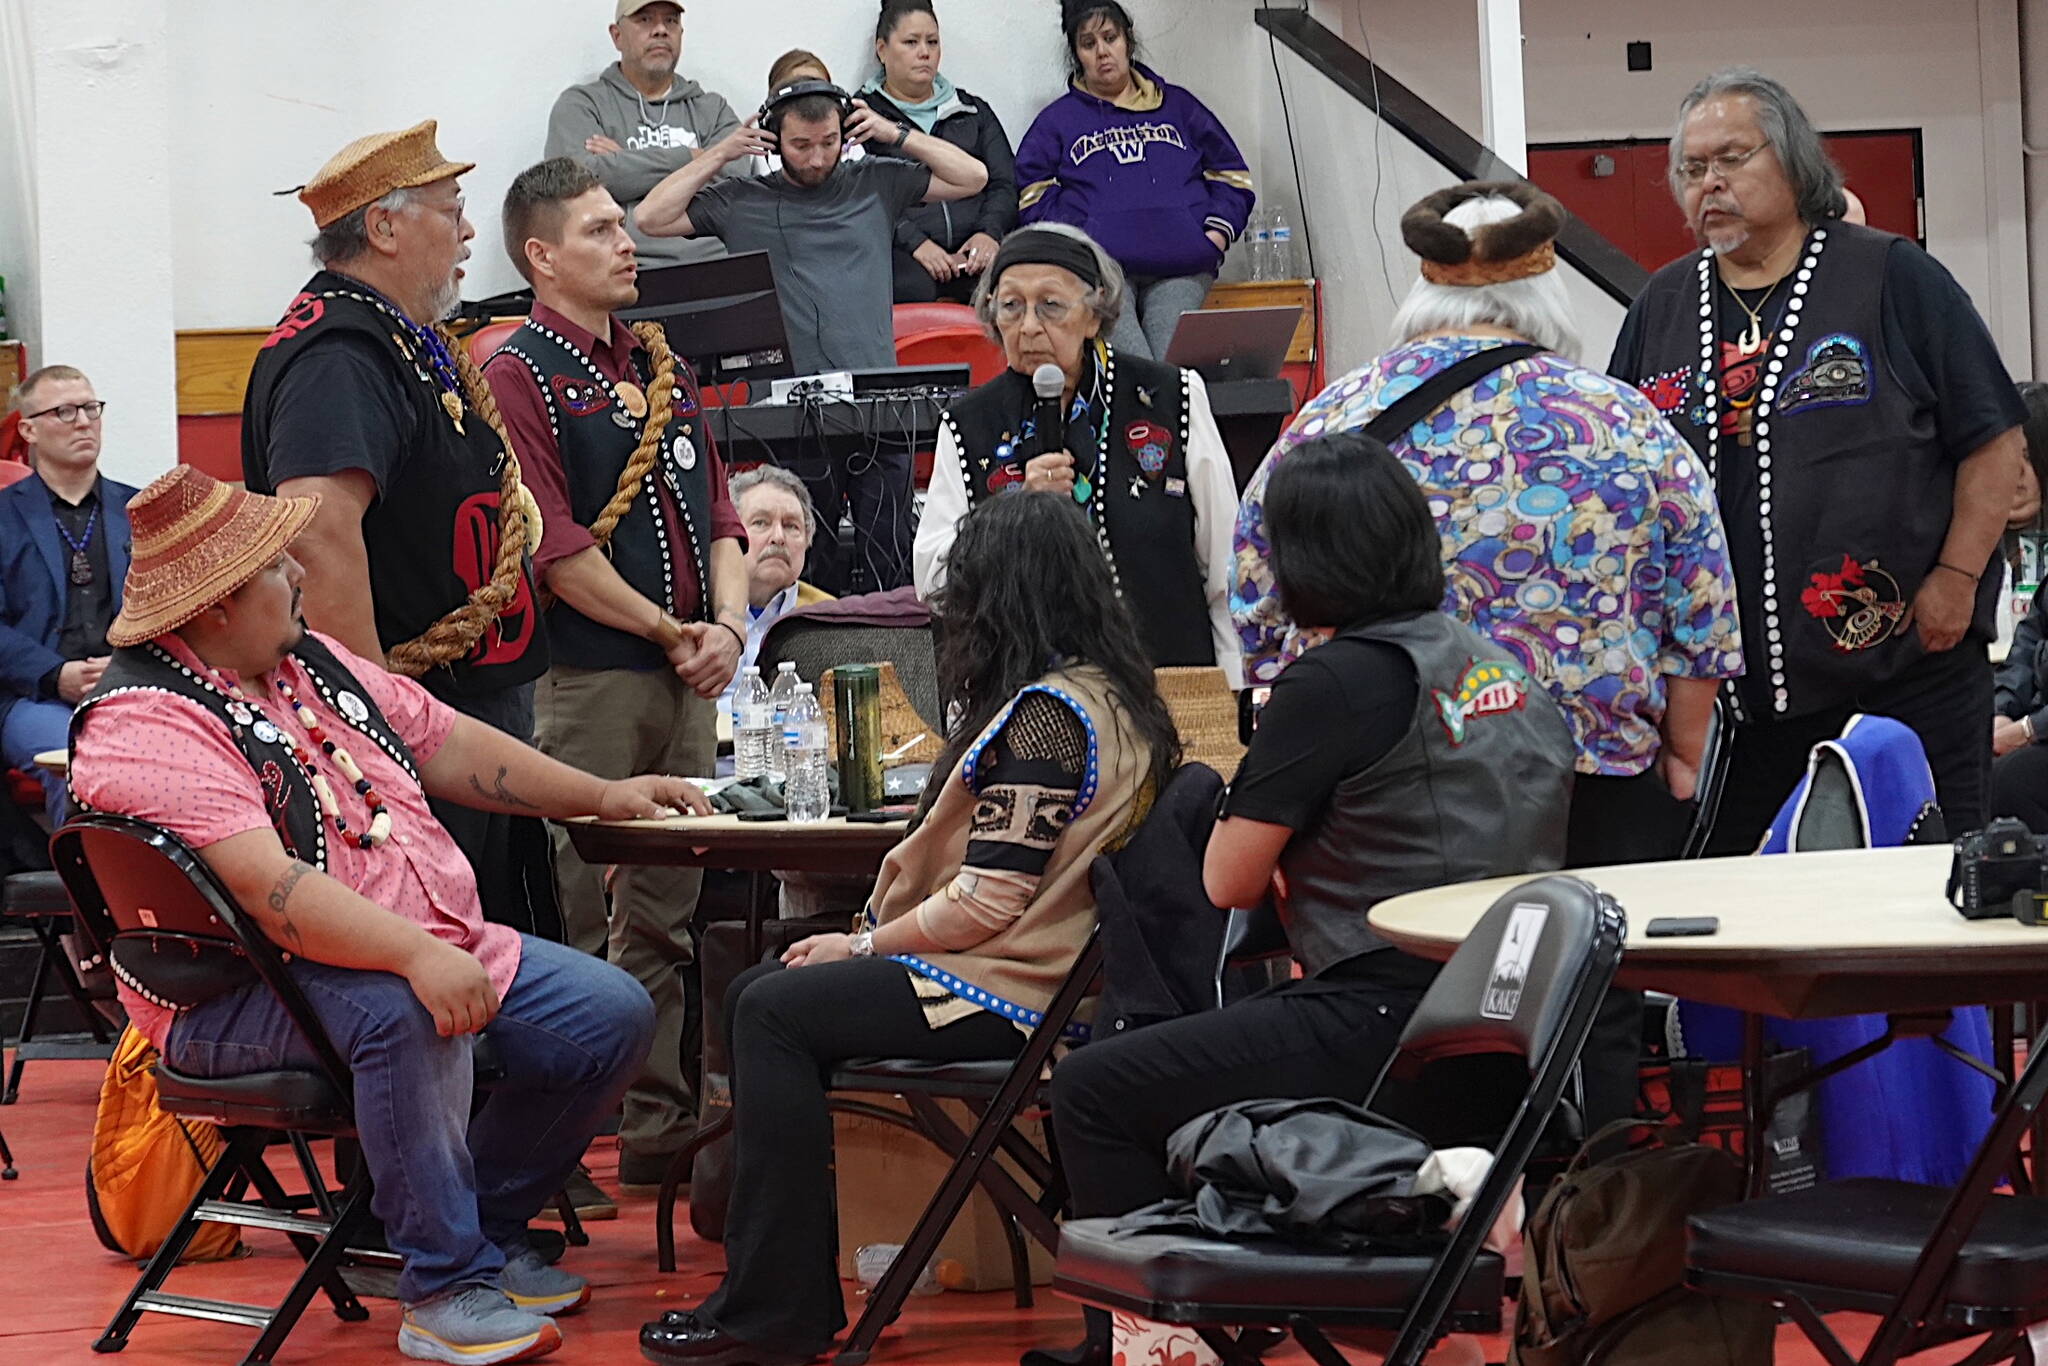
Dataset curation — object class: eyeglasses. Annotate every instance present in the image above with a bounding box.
[1677,144,1769,185]
[23,400,107,424]
[994,297,1081,326]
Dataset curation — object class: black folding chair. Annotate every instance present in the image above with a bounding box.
[1052,874,1628,1366]
[1686,1013,2048,1366]
[52,814,390,1365]
[2,866,119,1103]
[828,909,1103,1366]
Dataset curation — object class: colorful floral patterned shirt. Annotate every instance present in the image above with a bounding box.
[1232,335,1744,776]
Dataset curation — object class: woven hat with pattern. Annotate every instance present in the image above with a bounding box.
[297,119,475,229]
[107,467,320,647]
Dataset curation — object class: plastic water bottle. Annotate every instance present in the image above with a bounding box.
[766,661,801,780]
[733,667,775,780]
[1246,207,1276,282]
[1269,206,1302,280]
[783,684,830,823]
[853,1244,963,1297]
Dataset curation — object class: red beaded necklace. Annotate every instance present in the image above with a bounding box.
[234,676,395,849]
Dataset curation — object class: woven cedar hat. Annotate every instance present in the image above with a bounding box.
[298,119,475,229]
[107,467,320,648]
[1401,180,1566,287]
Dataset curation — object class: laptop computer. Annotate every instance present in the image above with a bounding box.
[1162,305,1304,382]
[620,251,795,387]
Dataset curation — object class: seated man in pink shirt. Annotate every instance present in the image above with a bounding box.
[69,467,708,1366]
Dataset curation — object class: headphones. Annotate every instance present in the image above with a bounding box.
[757,79,855,142]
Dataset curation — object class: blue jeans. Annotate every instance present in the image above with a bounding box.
[166,935,654,1303]
[1,697,72,827]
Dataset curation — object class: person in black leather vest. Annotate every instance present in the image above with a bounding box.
[1609,67,2027,851]
[485,158,749,1193]
[913,224,1242,684]
[243,121,556,938]
[1039,433,1573,1366]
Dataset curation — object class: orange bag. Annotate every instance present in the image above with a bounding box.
[86,1027,242,1263]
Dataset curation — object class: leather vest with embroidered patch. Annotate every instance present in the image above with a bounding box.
[1274,612,1574,978]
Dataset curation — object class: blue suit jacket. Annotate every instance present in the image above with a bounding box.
[0,473,136,734]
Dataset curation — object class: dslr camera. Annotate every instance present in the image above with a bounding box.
[1948,817,2048,922]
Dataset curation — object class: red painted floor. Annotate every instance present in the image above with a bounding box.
[0,1059,2009,1365]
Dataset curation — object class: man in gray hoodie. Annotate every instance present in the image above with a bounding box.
[545,1,741,268]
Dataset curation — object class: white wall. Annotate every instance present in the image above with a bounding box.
[0,2,41,363]
[1256,32,1626,378]
[165,0,1274,329]
[1306,0,2032,374]
[24,0,178,486]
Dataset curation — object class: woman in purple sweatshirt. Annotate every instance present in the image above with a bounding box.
[1015,2,1255,360]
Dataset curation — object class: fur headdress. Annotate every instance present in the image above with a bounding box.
[1401,181,1565,287]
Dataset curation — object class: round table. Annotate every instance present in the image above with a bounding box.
[1369,845,2048,1019]
[1373,846,2048,1196]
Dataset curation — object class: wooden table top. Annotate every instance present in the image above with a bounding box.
[562,812,907,875]
[1369,846,2048,1019]
[31,749,65,776]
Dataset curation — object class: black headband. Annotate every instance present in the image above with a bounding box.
[989,230,1103,292]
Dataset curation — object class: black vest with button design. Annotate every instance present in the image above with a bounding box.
[69,633,418,871]
[943,345,1211,668]
[496,319,716,672]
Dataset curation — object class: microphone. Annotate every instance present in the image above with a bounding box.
[1031,363,1065,461]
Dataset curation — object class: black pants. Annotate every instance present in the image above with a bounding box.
[1706,643,1993,856]
[890,249,979,305]
[1992,743,2048,831]
[1050,960,1424,1221]
[423,678,563,941]
[787,447,915,597]
[1564,770,1692,1137]
[696,957,1022,1357]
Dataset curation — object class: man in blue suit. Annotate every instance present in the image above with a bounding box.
[0,365,136,825]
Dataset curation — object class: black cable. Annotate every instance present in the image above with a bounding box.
[1353,0,1399,305]
[1266,25,1317,281]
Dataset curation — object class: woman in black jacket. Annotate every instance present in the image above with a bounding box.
[859,0,1020,303]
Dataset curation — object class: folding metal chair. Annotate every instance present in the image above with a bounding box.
[1686,1013,2048,1366]
[2,867,119,1104]
[52,814,388,1365]
[1052,874,1628,1366]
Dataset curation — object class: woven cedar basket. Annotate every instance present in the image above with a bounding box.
[820,661,944,766]
[1154,666,1244,776]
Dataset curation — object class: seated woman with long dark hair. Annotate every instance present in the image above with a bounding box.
[639,490,1180,1366]
[1036,431,1576,1364]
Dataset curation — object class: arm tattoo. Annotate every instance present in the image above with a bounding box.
[264,860,312,952]
[468,765,542,811]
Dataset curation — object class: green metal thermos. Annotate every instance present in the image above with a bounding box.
[833,664,883,813]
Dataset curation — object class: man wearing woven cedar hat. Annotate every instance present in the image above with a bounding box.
[243,120,557,939]
[69,466,711,1364]
[1610,68,2026,851]
[484,156,748,1190]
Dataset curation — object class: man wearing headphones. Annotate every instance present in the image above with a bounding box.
[636,80,987,590]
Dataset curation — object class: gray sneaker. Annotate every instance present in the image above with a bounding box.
[499,1245,591,1316]
[398,1285,561,1364]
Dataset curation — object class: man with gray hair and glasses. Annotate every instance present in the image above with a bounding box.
[716,464,832,730]
[1610,66,2027,852]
